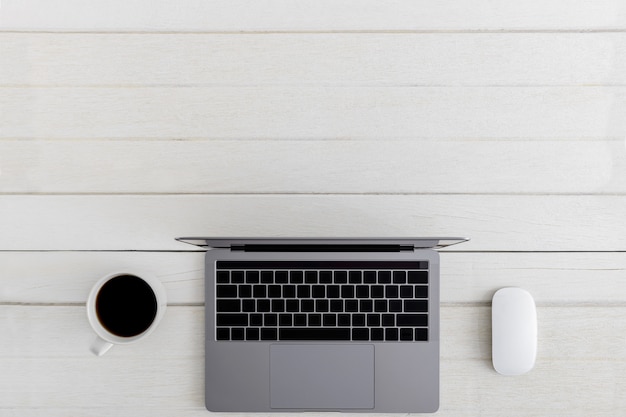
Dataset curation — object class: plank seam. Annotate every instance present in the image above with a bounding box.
[6,29,626,34]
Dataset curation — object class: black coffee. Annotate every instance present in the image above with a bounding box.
[95,275,158,338]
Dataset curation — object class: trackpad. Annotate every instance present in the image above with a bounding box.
[270,344,374,409]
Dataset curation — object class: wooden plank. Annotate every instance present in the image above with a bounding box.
[1,86,625,140]
[0,306,204,359]
[443,252,626,304]
[1,195,625,251]
[1,305,625,414]
[441,360,626,416]
[2,252,626,304]
[0,252,205,305]
[0,0,624,31]
[2,405,623,417]
[0,139,620,194]
[0,33,622,86]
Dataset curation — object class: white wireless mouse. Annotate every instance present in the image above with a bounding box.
[492,287,537,376]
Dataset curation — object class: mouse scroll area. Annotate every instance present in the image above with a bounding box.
[270,344,375,409]
[492,287,537,376]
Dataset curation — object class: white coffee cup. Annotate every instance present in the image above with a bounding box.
[86,270,167,356]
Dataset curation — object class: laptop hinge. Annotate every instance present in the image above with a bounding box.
[230,244,415,252]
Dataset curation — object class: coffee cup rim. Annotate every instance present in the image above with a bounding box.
[87,270,167,345]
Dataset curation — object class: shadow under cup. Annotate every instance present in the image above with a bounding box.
[95,274,158,338]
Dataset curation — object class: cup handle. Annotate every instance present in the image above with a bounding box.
[90,336,113,356]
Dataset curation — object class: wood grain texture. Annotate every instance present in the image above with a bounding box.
[2,305,625,415]
[0,139,621,194]
[2,86,626,139]
[2,252,626,305]
[1,0,626,31]
[1,33,623,86]
[1,195,626,251]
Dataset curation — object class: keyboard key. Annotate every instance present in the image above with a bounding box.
[216,271,230,283]
[414,285,429,298]
[242,299,256,312]
[271,299,285,312]
[246,328,260,340]
[404,300,428,312]
[261,271,274,283]
[389,300,402,312]
[319,271,333,283]
[261,328,277,340]
[385,328,399,341]
[356,285,369,298]
[330,300,344,312]
[308,314,322,326]
[352,314,366,326]
[315,299,329,312]
[216,328,230,340]
[280,328,350,341]
[378,271,391,284]
[217,299,241,312]
[345,300,359,312]
[341,285,354,298]
[415,328,429,341]
[367,314,380,327]
[231,271,245,283]
[323,314,337,326]
[371,328,384,341]
[217,314,248,326]
[305,271,318,283]
[238,285,252,298]
[408,271,428,284]
[286,299,300,312]
[312,285,325,298]
[334,271,348,284]
[374,300,388,312]
[275,271,288,283]
[327,285,340,298]
[400,285,413,298]
[338,314,351,326]
[397,314,428,327]
[297,285,310,298]
[400,328,413,341]
[294,314,307,326]
[301,300,315,312]
[385,285,399,298]
[352,328,369,341]
[250,314,263,326]
[371,286,384,298]
[349,271,362,284]
[393,271,407,284]
[283,285,296,298]
[216,285,238,298]
[231,328,245,340]
[279,314,293,326]
[253,285,266,298]
[257,299,271,312]
[363,271,377,284]
[289,271,304,283]
[267,285,281,298]
[246,271,260,283]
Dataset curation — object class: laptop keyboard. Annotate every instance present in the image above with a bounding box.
[214,261,430,342]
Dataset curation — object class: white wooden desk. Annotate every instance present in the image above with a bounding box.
[2,1,626,415]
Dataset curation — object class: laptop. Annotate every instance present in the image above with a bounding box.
[176,237,468,413]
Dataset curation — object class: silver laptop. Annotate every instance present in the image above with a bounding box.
[176,237,468,413]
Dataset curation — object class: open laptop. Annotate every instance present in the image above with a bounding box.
[176,237,468,413]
